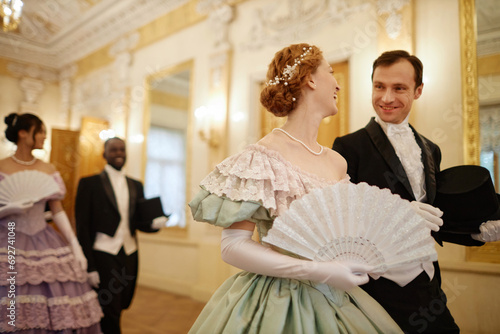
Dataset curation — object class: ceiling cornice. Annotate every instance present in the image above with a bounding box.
[0,0,190,69]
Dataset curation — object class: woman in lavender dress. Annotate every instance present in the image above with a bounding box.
[0,113,102,333]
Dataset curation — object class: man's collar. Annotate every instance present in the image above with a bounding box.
[375,114,411,135]
[105,164,124,177]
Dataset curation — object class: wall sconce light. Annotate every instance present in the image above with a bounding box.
[195,104,223,147]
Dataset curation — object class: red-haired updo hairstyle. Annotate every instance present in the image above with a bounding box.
[260,43,323,117]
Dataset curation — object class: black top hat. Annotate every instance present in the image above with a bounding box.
[434,165,500,234]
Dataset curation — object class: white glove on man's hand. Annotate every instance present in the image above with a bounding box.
[0,200,34,218]
[151,216,169,229]
[472,220,500,242]
[52,211,88,271]
[410,201,443,232]
[221,228,371,291]
[88,271,100,288]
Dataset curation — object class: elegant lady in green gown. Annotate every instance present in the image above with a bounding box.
[188,43,404,333]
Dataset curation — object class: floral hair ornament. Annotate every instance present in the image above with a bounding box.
[266,46,313,86]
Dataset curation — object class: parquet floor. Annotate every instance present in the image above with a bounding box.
[121,285,206,334]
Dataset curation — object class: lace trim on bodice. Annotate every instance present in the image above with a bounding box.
[200,144,348,217]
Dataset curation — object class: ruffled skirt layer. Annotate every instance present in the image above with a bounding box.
[0,223,102,333]
[189,271,402,334]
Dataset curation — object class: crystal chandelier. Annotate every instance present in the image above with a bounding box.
[1,0,23,32]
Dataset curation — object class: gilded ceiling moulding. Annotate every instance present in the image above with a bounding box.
[75,0,203,78]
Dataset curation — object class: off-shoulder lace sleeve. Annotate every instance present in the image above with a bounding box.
[199,145,313,217]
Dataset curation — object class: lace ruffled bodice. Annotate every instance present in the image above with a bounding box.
[0,171,66,235]
[200,144,348,218]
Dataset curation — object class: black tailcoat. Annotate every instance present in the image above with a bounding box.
[333,118,482,333]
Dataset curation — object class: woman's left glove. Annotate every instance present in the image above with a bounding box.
[52,211,88,271]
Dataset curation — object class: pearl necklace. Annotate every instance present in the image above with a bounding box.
[272,128,324,156]
[11,155,37,166]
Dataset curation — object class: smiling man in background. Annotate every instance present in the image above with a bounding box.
[75,137,166,333]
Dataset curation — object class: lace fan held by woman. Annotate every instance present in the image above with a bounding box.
[0,113,102,333]
[188,43,443,333]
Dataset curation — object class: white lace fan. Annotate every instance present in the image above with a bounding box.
[0,170,60,206]
[263,182,437,274]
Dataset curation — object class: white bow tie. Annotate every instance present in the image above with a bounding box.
[387,124,412,137]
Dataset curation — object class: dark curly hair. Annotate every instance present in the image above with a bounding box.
[260,43,323,117]
[4,113,44,144]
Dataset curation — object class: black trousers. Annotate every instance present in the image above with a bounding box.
[361,263,459,334]
[93,248,138,334]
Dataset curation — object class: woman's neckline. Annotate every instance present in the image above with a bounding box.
[250,143,347,184]
[0,170,59,177]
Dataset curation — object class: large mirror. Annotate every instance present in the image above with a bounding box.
[142,60,193,229]
[476,0,500,191]
[461,0,500,263]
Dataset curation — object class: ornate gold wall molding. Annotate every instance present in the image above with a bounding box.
[75,0,205,79]
[460,0,500,265]
[459,0,480,165]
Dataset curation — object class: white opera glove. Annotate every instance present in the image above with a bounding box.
[410,201,443,232]
[0,200,34,218]
[151,216,169,229]
[88,271,100,288]
[221,229,371,291]
[52,211,88,271]
[471,220,500,242]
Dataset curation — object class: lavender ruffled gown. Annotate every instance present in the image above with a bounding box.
[0,171,102,333]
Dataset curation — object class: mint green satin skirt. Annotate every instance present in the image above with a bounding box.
[189,271,402,334]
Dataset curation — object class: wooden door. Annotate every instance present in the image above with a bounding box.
[50,128,80,227]
[78,117,109,179]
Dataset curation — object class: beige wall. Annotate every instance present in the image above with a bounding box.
[1,1,498,333]
[0,73,61,161]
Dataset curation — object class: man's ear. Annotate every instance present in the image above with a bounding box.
[414,83,424,100]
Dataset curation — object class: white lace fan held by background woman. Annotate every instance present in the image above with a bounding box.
[0,170,60,217]
[263,182,437,276]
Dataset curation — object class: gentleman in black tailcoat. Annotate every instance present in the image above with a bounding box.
[333,50,500,333]
[75,137,166,334]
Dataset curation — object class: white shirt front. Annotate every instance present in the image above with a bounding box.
[375,115,435,285]
[93,164,138,255]
[375,115,427,202]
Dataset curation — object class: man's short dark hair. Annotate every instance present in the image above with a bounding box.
[372,50,424,89]
[104,137,125,150]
